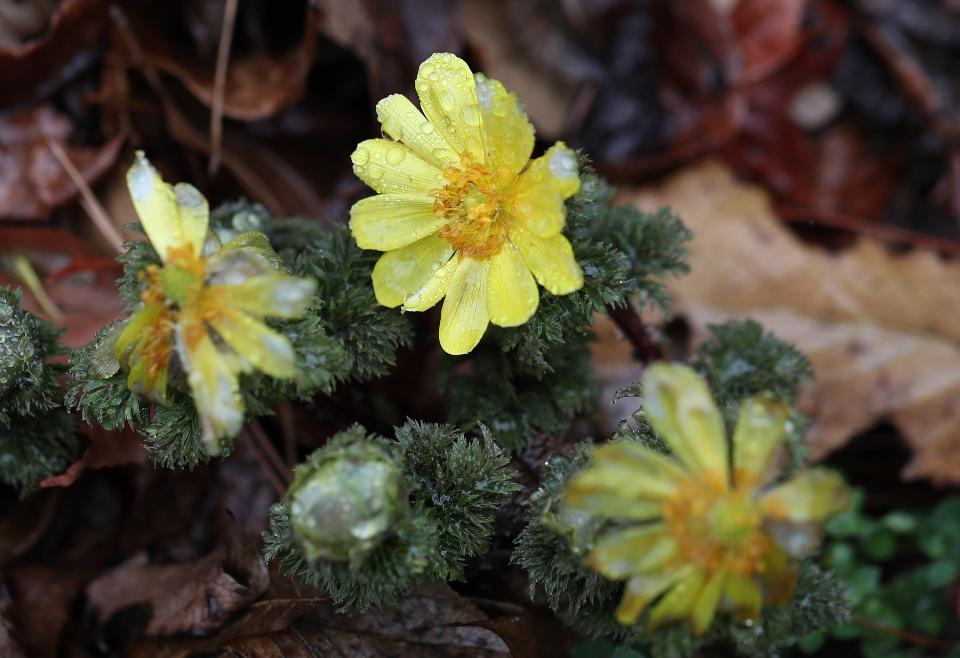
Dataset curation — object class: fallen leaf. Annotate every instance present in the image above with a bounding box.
[0,106,123,220]
[85,517,269,638]
[628,160,960,484]
[731,0,808,84]
[0,0,107,106]
[131,6,319,121]
[40,425,145,489]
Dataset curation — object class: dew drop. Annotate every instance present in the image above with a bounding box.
[385,145,406,165]
[461,105,481,127]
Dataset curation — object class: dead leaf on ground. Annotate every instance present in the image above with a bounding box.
[40,425,145,489]
[191,582,512,658]
[0,106,123,220]
[627,160,960,484]
[85,517,269,638]
[132,6,319,121]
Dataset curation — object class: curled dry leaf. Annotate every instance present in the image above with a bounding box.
[628,160,960,484]
[0,0,107,106]
[0,106,123,220]
[85,519,269,638]
[131,5,319,121]
[39,425,145,489]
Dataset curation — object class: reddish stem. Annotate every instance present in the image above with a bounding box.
[605,303,663,364]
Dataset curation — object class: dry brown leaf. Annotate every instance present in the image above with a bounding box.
[85,520,269,637]
[39,425,145,489]
[628,160,960,484]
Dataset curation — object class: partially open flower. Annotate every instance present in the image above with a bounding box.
[288,440,407,564]
[116,152,316,453]
[563,363,850,635]
[349,52,584,355]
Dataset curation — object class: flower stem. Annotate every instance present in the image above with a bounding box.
[605,303,662,364]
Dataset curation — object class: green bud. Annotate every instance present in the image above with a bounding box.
[0,289,40,398]
[288,441,406,564]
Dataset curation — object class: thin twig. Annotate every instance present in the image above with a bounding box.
[46,139,125,254]
[242,428,287,497]
[4,253,62,320]
[208,0,238,176]
[776,205,960,257]
[852,614,955,651]
[249,419,292,486]
[606,303,663,364]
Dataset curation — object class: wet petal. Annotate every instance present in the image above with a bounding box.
[509,143,580,237]
[439,256,490,355]
[487,241,538,327]
[616,569,688,625]
[733,394,789,487]
[376,93,459,168]
[213,311,297,379]
[647,567,707,630]
[415,53,485,164]
[176,327,244,454]
[351,139,445,194]
[349,193,448,251]
[722,572,763,622]
[642,363,729,484]
[115,303,167,363]
[563,487,662,521]
[219,273,316,319]
[760,468,851,522]
[587,524,676,579]
[402,252,460,312]
[372,234,454,308]
[691,570,726,635]
[474,73,534,183]
[508,223,583,295]
[206,246,274,285]
[126,151,208,261]
[566,442,687,504]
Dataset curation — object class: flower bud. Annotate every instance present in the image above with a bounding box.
[288,441,406,563]
[0,290,39,398]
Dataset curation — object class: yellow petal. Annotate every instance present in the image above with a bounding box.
[176,327,244,454]
[206,245,274,283]
[616,570,687,625]
[349,193,447,251]
[487,241,538,327]
[402,251,460,312]
[126,151,208,262]
[351,139,445,194]
[507,223,583,295]
[438,257,490,355]
[124,313,171,404]
[691,570,726,635]
[218,273,315,319]
[509,143,580,237]
[587,524,676,579]
[566,443,686,504]
[647,567,707,630]
[372,233,453,308]
[115,304,167,363]
[733,394,789,487]
[759,468,851,522]
[376,93,459,168]
[474,73,534,184]
[415,53,485,164]
[762,544,799,605]
[563,488,662,521]
[722,572,763,622]
[213,311,297,379]
[642,363,729,484]
[217,231,284,269]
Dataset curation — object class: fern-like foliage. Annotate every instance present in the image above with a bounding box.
[264,420,519,612]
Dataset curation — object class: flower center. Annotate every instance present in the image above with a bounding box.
[433,156,510,259]
[662,471,769,575]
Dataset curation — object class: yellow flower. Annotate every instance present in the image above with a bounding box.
[563,363,850,635]
[349,52,584,355]
[116,152,316,453]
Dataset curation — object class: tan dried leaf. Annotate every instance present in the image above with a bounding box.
[628,160,960,484]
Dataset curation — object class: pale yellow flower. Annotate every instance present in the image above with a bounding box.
[116,152,316,452]
[564,363,850,634]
